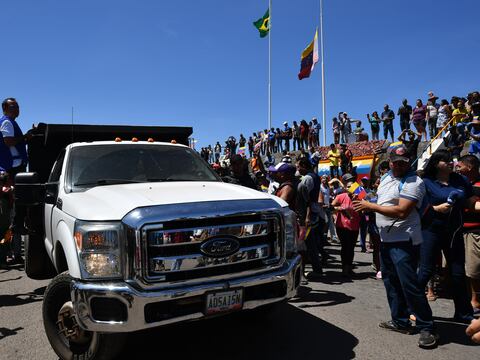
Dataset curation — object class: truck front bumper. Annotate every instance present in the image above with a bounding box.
[71,255,302,333]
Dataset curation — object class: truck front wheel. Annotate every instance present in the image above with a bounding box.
[42,272,126,360]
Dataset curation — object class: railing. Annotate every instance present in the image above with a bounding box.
[412,117,456,168]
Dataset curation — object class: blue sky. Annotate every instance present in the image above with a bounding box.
[3,0,479,149]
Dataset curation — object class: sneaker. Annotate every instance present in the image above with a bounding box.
[418,330,439,349]
[376,271,382,280]
[378,320,414,335]
[7,256,24,265]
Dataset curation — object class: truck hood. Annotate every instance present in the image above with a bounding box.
[62,181,285,221]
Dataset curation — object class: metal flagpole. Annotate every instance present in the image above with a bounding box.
[268,0,272,130]
[320,0,327,145]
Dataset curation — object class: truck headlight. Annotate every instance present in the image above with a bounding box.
[74,221,123,279]
[282,207,298,258]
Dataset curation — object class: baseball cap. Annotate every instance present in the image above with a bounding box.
[268,162,295,173]
[361,176,369,181]
[342,173,355,183]
[283,121,288,125]
[388,144,410,163]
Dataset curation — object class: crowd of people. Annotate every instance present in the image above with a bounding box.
[210,130,480,348]
[199,117,323,162]
[201,90,480,168]
[1,94,480,347]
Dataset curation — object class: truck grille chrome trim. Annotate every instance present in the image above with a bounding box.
[121,199,285,287]
[149,244,271,273]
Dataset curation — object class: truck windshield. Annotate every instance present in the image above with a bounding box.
[66,144,220,191]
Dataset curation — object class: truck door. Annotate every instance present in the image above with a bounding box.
[44,149,66,252]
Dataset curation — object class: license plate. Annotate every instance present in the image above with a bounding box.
[205,289,243,315]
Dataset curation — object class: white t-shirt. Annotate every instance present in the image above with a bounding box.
[375,173,426,245]
[427,105,438,119]
[0,119,22,167]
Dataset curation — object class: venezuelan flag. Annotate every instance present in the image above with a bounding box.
[298,30,319,80]
[317,155,375,182]
[348,182,367,200]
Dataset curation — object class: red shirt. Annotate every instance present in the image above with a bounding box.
[334,193,361,231]
[463,179,480,230]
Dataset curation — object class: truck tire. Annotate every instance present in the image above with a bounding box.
[43,272,126,360]
[24,233,56,280]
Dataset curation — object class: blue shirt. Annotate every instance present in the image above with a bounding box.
[423,172,473,225]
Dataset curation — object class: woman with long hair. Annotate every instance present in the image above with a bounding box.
[367,111,381,141]
[418,150,477,323]
[299,120,309,150]
[331,173,361,277]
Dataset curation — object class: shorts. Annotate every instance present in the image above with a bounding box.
[413,120,426,130]
[465,231,480,279]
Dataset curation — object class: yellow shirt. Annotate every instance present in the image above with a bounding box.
[327,149,340,166]
[452,108,468,125]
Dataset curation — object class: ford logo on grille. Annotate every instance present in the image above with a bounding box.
[200,236,240,258]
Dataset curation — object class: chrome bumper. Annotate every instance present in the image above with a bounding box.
[71,255,301,333]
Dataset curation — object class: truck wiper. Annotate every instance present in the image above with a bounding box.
[74,179,143,187]
[146,178,199,182]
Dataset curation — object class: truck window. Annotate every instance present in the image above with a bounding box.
[66,144,220,191]
[48,149,66,183]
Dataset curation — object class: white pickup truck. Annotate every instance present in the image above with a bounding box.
[16,123,301,360]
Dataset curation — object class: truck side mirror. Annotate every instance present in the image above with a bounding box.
[15,172,46,206]
[45,183,59,205]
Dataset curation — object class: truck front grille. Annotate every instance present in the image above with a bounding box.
[141,214,282,282]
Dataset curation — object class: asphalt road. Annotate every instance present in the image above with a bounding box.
[1,243,479,360]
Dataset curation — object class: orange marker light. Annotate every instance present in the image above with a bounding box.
[114,137,122,142]
[147,138,154,143]
[132,137,138,142]
[171,139,177,144]
[74,232,83,250]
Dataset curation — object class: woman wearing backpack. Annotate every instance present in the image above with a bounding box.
[418,150,479,323]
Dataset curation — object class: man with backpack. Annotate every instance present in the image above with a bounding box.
[352,144,438,349]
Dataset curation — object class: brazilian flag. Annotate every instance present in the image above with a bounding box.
[253,9,270,38]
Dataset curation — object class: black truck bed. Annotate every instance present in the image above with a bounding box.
[26,123,193,182]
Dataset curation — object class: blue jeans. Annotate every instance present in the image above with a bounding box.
[383,123,394,141]
[381,241,434,331]
[304,218,324,273]
[418,223,473,320]
[359,215,368,251]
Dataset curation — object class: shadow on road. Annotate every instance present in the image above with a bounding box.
[290,287,355,308]
[120,303,358,360]
[0,276,23,283]
[434,317,480,347]
[0,327,23,340]
[0,286,45,308]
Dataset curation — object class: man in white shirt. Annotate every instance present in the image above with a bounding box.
[353,144,438,349]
